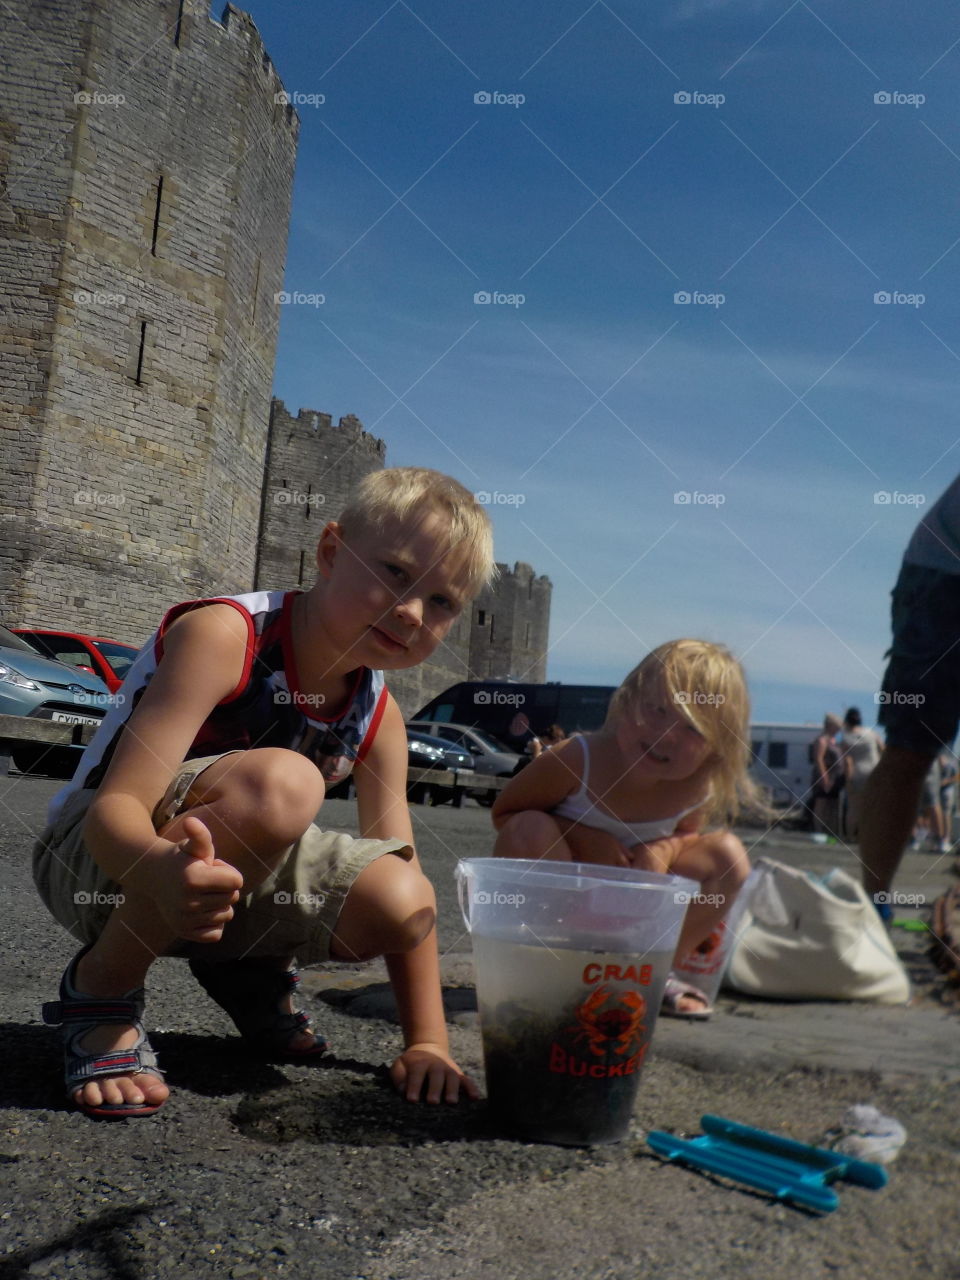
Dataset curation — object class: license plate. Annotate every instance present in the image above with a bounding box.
[51,712,101,726]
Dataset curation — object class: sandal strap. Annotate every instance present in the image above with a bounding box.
[43,996,144,1026]
[66,1038,164,1085]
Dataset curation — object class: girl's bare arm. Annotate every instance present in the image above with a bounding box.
[491,738,582,829]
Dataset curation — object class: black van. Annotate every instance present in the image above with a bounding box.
[411,681,616,746]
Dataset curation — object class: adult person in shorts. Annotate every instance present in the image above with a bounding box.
[860,473,960,916]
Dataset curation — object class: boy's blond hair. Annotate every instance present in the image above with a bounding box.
[338,467,497,598]
[605,638,766,825]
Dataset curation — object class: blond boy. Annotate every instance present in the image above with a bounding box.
[33,468,494,1117]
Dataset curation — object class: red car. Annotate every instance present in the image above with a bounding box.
[13,628,140,694]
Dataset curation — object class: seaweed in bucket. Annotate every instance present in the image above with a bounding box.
[478,943,674,1146]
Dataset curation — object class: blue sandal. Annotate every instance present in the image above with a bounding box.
[189,956,328,1061]
[42,947,166,1119]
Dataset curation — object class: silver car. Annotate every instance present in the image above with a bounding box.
[408,720,521,805]
[0,625,111,776]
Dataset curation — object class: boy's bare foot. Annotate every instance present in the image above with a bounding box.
[188,954,327,1059]
[67,951,168,1112]
[70,1022,169,1111]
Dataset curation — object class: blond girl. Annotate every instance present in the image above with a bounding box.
[492,639,758,1017]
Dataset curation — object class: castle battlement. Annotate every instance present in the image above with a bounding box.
[213,3,301,135]
[270,399,387,457]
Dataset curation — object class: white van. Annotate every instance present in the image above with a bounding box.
[749,723,819,808]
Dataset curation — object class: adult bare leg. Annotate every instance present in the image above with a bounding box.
[859,746,932,901]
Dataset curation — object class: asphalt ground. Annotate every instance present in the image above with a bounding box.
[1,768,958,1280]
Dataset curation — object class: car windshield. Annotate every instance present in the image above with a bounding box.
[0,625,43,654]
[93,640,139,678]
[469,729,512,753]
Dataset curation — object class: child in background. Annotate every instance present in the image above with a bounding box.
[34,468,495,1117]
[492,639,757,1018]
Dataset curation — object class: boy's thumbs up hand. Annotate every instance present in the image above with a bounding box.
[177,815,218,862]
[158,816,244,943]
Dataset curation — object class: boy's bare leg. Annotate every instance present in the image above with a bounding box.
[859,746,932,900]
[330,850,437,962]
[70,749,325,1111]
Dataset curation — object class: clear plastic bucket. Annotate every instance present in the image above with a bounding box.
[672,864,761,1006]
[457,858,698,1146]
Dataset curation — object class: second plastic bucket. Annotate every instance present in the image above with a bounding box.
[457,858,698,1146]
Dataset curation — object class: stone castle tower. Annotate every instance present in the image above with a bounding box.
[257,400,552,717]
[1,0,298,635]
[255,399,387,592]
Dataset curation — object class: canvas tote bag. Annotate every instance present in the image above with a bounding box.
[725,857,911,1004]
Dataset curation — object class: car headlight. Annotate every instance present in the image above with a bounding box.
[0,663,41,692]
[409,741,439,756]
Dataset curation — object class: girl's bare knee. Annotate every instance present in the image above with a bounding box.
[705,830,751,892]
[494,810,561,858]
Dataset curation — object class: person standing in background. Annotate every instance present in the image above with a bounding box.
[809,714,845,840]
[840,707,883,841]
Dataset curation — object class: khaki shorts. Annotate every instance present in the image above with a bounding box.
[31,752,414,966]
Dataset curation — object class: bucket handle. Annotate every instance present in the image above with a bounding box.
[455,861,472,934]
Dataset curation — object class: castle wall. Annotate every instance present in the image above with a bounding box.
[469,562,552,685]
[255,399,387,590]
[0,0,297,640]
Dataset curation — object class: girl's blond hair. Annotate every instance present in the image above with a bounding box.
[605,638,766,825]
[338,467,497,598]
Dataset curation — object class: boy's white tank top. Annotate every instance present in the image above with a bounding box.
[47,590,387,825]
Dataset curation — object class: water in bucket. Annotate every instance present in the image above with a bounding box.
[457,858,698,1146]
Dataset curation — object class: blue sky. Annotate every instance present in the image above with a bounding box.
[232,0,960,724]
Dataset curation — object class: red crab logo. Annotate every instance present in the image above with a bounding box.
[568,985,647,1059]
